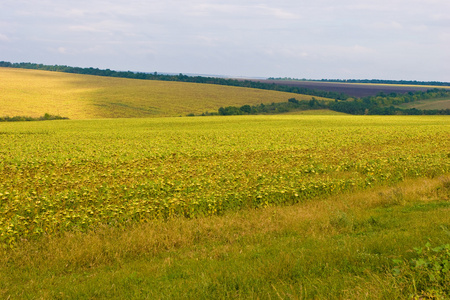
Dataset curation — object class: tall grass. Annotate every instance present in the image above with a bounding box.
[1,176,449,298]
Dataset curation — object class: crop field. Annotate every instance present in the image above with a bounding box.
[256,79,450,97]
[1,115,449,248]
[0,68,325,119]
[1,114,450,298]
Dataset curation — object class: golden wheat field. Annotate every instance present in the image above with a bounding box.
[0,68,330,119]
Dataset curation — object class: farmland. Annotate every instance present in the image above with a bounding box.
[397,97,450,110]
[0,67,323,119]
[1,67,450,298]
[255,79,450,98]
[1,115,450,298]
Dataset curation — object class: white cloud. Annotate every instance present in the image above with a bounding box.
[68,25,105,34]
[194,35,221,47]
[0,33,10,42]
[57,47,67,54]
[1,0,449,81]
[256,5,299,20]
[370,21,403,30]
[263,46,309,59]
[438,32,450,42]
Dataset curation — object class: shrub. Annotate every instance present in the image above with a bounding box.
[393,242,450,298]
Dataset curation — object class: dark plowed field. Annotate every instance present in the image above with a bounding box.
[251,80,445,98]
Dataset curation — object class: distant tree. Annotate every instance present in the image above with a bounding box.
[240,105,252,114]
[288,98,299,104]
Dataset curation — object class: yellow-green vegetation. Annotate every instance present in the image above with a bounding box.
[0,68,326,119]
[283,109,348,115]
[397,97,450,110]
[0,115,449,245]
[1,115,449,298]
[1,176,450,299]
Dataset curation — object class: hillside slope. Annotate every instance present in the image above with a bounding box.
[257,79,450,97]
[0,68,325,119]
[396,97,450,110]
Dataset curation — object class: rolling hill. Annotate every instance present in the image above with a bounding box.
[0,67,328,119]
[396,97,450,110]
[256,79,450,97]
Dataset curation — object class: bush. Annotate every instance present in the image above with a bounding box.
[0,113,68,122]
[393,242,450,298]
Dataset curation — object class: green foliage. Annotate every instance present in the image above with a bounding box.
[214,90,450,116]
[0,113,68,122]
[2,179,450,299]
[215,97,328,115]
[329,89,450,115]
[393,243,450,299]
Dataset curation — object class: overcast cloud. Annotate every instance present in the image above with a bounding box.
[1,0,449,80]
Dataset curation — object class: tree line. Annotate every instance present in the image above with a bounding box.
[2,61,449,116]
[211,89,450,116]
[329,89,450,115]
[0,61,348,100]
[268,77,450,87]
[210,98,326,116]
[0,113,68,122]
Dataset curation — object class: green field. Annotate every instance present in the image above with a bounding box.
[1,115,450,298]
[0,68,329,119]
[397,97,450,110]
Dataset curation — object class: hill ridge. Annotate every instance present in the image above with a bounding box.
[0,67,322,119]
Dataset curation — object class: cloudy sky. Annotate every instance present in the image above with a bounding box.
[1,0,449,81]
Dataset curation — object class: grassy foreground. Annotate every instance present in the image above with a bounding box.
[1,177,449,299]
[1,115,449,298]
[0,68,324,119]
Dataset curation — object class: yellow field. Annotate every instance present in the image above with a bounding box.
[1,113,449,298]
[0,68,328,119]
[282,109,347,115]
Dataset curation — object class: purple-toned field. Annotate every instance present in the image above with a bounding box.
[252,80,447,98]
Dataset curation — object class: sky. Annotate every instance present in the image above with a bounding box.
[1,0,449,81]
